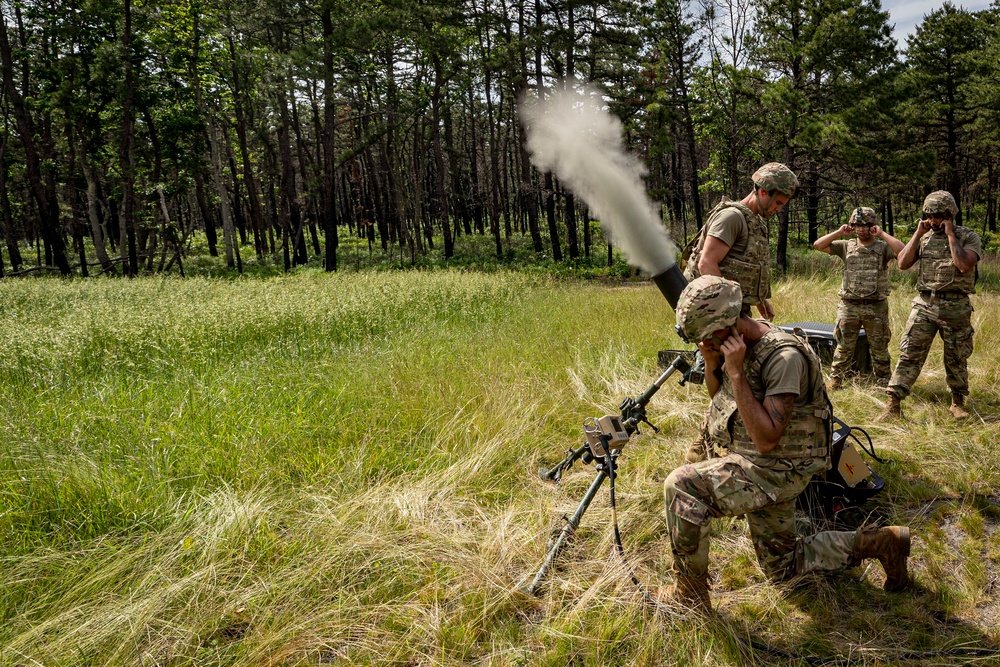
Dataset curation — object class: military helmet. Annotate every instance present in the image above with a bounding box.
[852,207,878,225]
[676,276,743,343]
[922,191,958,217]
[752,162,799,197]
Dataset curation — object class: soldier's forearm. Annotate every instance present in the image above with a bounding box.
[729,373,784,454]
[881,234,905,256]
[703,353,722,397]
[897,238,920,270]
[813,231,840,252]
[947,235,977,274]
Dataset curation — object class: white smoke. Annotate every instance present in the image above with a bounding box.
[520,85,676,276]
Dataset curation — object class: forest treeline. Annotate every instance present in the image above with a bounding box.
[0,0,998,278]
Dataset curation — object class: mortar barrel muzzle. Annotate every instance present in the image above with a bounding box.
[650,264,688,312]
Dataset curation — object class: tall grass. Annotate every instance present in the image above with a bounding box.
[0,270,998,665]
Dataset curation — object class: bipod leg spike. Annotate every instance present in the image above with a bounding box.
[524,469,608,595]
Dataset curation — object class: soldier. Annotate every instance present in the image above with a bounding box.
[879,191,981,420]
[813,207,904,389]
[681,162,798,463]
[662,276,911,612]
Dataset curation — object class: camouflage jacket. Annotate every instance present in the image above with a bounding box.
[707,324,832,462]
[916,227,978,295]
[840,239,890,300]
[681,200,770,307]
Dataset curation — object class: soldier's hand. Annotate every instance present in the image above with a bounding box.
[720,326,746,374]
[944,217,956,236]
[697,340,721,363]
[871,225,882,238]
[839,224,853,237]
[916,219,932,236]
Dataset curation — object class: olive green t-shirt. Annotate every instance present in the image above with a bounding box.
[705,207,749,256]
[914,227,983,260]
[828,239,895,266]
[759,346,810,408]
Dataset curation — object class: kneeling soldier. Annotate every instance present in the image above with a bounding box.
[662,276,911,612]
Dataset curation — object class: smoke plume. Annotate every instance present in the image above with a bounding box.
[520,85,676,276]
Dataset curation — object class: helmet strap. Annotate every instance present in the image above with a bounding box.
[753,189,770,219]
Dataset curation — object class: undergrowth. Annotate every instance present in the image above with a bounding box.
[0,270,998,665]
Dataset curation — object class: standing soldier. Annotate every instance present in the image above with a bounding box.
[879,191,981,420]
[662,276,911,612]
[813,207,904,389]
[681,162,798,463]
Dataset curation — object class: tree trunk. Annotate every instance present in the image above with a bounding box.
[227,34,266,258]
[430,54,453,258]
[0,11,70,275]
[79,138,114,272]
[119,0,138,276]
[322,4,339,271]
[0,135,23,271]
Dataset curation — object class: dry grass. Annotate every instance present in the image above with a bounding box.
[0,269,998,665]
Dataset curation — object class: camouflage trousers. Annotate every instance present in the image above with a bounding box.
[664,454,856,581]
[888,295,974,400]
[831,299,891,383]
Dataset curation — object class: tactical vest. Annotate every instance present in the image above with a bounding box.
[681,200,770,307]
[706,325,832,461]
[840,239,889,299]
[916,229,977,294]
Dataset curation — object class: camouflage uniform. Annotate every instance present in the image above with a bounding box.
[681,162,798,316]
[888,194,981,400]
[681,164,798,460]
[829,208,895,384]
[666,301,862,581]
[683,199,770,315]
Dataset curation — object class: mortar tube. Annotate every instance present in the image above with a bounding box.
[650,264,688,311]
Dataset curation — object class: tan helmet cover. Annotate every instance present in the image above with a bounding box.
[853,207,878,225]
[922,191,958,216]
[676,275,743,343]
[752,162,799,197]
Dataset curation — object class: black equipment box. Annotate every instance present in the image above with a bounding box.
[780,321,871,375]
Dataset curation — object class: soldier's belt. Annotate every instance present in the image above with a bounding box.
[842,297,886,304]
[919,290,969,299]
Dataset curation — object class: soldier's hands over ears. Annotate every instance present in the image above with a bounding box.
[697,339,721,362]
[721,326,746,374]
[839,224,853,236]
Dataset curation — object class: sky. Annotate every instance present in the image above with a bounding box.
[882,0,995,45]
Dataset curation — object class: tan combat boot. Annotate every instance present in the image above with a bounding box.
[949,394,970,419]
[663,571,711,613]
[684,434,709,464]
[876,394,902,422]
[826,377,843,392]
[853,526,910,591]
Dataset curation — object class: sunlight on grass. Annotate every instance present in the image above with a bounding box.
[0,270,998,664]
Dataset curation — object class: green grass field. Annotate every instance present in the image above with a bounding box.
[1,268,998,665]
